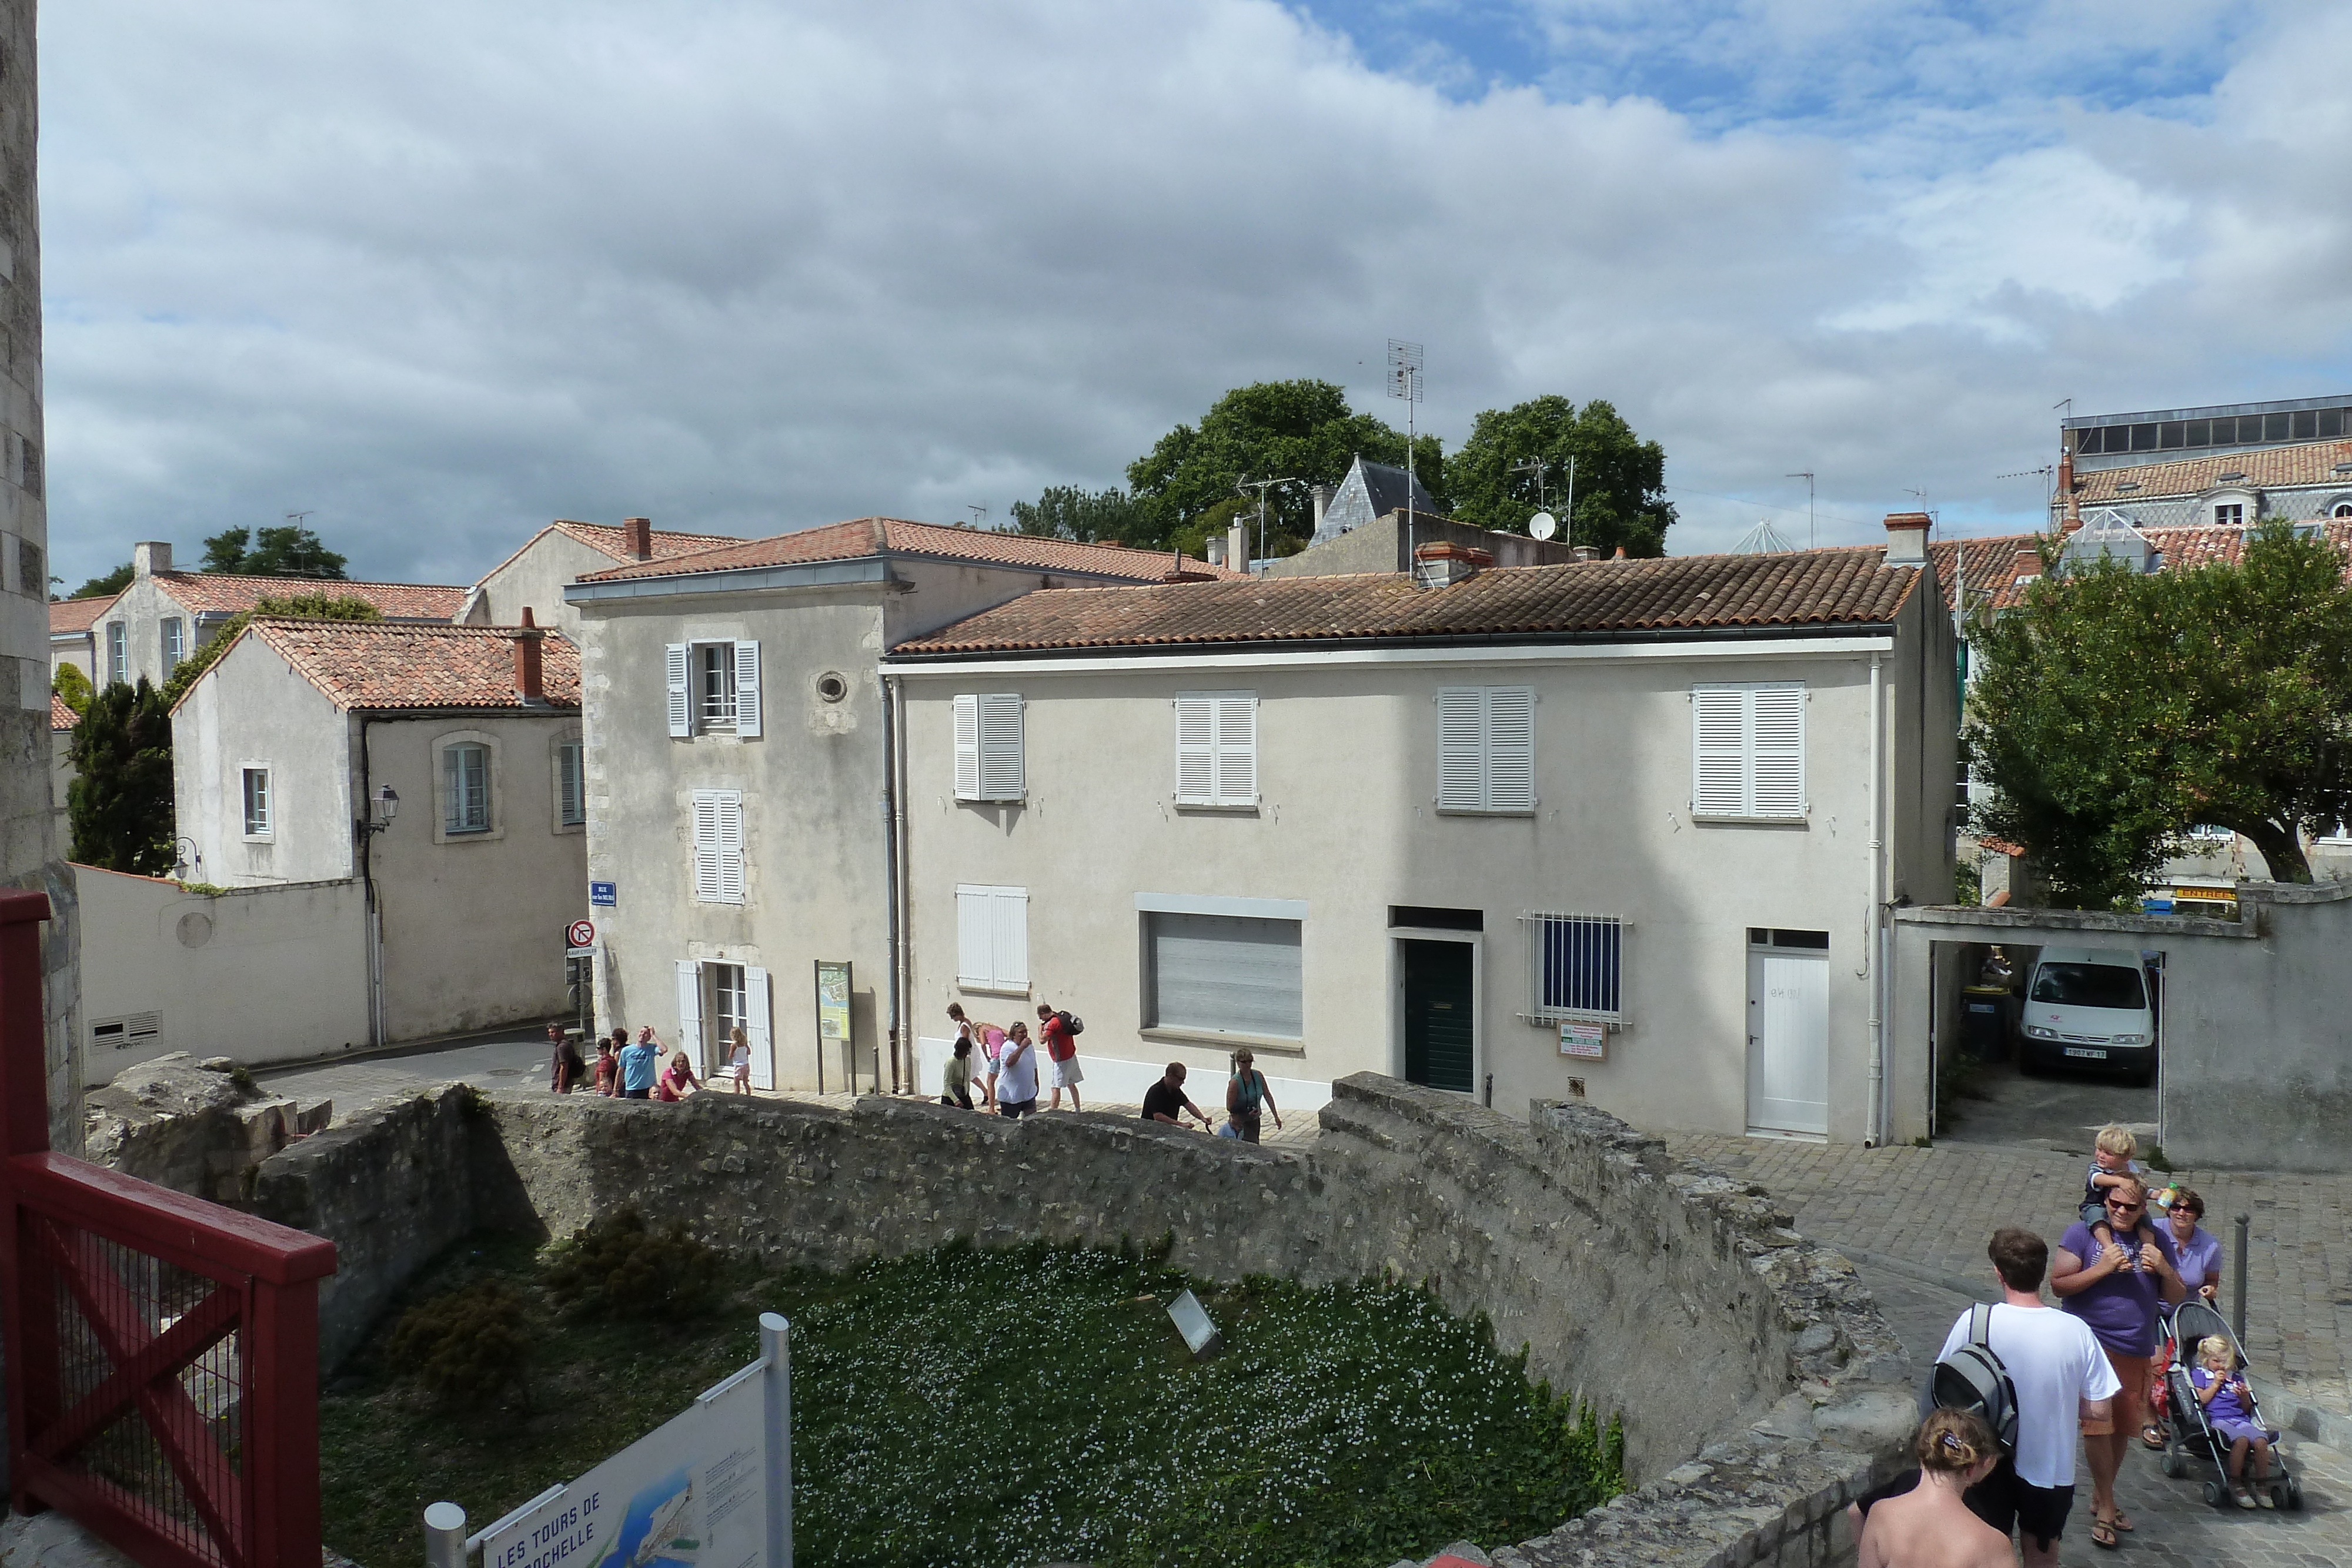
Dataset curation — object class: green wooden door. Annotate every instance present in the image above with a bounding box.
[1403,940,1474,1092]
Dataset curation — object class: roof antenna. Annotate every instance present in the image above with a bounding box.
[1785,472,1815,549]
[1387,339,1424,579]
[965,504,988,530]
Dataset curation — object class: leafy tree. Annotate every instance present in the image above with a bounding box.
[70,563,134,600]
[1122,380,1442,550]
[1967,523,2352,903]
[200,524,349,579]
[68,678,175,875]
[1008,485,1140,543]
[51,663,93,717]
[159,593,383,708]
[1447,395,1675,557]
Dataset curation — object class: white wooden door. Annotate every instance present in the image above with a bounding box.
[1748,950,1828,1135]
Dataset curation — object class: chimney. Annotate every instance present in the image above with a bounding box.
[1311,484,1332,534]
[1413,540,1491,589]
[1882,511,1930,566]
[1204,536,1227,567]
[1611,546,1628,560]
[623,516,653,560]
[1571,545,1597,563]
[513,606,545,703]
[1227,521,1250,573]
[2057,429,2082,533]
[2012,547,2042,586]
[133,541,172,578]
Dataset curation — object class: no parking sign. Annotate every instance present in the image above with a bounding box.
[566,919,596,950]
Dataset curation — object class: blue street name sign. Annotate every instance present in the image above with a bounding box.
[590,881,617,907]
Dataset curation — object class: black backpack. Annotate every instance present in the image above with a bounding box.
[1055,1009,1084,1037]
[1932,1302,2019,1453]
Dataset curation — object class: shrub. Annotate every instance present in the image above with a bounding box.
[386,1282,532,1409]
[543,1208,722,1319]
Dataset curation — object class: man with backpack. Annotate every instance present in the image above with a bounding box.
[1037,1002,1083,1113]
[1934,1228,2119,1566]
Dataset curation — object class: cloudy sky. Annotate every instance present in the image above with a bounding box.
[38,0,2352,588]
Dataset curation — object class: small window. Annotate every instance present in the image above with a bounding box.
[2334,503,2352,520]
[1523,911,1624,1023]
[956,884,1030,992]
[953,693,1025,801]
[1434,686,1535,814]
[2185,419,2211,447]
[241,768,272,837]
[2292,410,2318,441]
[698,643,737,727]
[2263,413,2290,442]
[1692,683,1805,820]
[2187,823,2234,842]
[1175,691,1258,807]
[1142,911,1302,1039]
[556,741,585,827]
[664,640,762,738]
[2215,503,2244,526]
[2322,409,2345,439]
[444,743,492,834]
[816,671,849,704]
[107,623,128,686]
[2159,421,2184,449]
[691,789,745,904]
[1747,928,1829,950]
[161,617,185,676]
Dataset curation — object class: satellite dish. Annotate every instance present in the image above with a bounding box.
[1528,511,1558,541]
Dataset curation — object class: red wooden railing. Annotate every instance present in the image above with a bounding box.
[0,890,336,1568]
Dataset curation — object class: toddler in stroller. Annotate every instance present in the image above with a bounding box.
[2160,1301,2303,1510]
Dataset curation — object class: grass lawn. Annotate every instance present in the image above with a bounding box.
[321,1234,1621,1568]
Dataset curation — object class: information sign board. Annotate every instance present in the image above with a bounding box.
[1559,1020,1606,1059]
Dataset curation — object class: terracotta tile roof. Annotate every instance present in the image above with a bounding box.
[239,620,580,712]
[2074,439,2352,505]
[580,516,1244,585]
[51,694,76,731]
[49,594,118,636]
[154,573,468,620]
[891,546,1923,657]
[1928,519,2352,617]
[1927,533,2043,614]
[552,520,740,562]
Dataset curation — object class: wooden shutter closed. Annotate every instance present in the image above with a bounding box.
[956,885,993,987]
[692,790,723,901]
[716,793,746,902]
[745,966,774,1090]
[732,641,762,737]
[666,644,692,737]
[953,695,981,800]
[1484,687,1535,811]
[1174,695,1215,804]
[1214,694,1257,805]
[675,959,703,1071]
[977,694,1024,800]
[1692,687,1748,815]
[1436,688,1486,811]
[1749,686,1805,818]
[558,743,583,825]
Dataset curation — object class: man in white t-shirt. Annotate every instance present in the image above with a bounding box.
[1936,1227,2120,1568]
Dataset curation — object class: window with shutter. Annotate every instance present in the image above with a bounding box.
[732,641,762,737]
[954,694,1024,801]
[690,788,744,904]
[557,742,585,827]
[1175,691,1257,806]
[1435,686,1536,814]
[953,696,982,799]
[665,644,691,737]
[745,967,774,1089]
[955,884,1029,991]
[1690,683,1806,820]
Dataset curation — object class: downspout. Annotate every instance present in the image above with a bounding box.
[881,671,903,1094]
[356,715,385,1049]
[1866,651,1886,1147]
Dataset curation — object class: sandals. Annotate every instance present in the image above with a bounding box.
[2111,1512,2134,1532]
[2140,1422,2168,1449]
[2090,1516,2120,1549]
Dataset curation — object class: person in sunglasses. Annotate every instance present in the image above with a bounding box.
[2050,1174,2187,1549]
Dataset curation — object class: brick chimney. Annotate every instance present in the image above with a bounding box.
[1883,511,1930,566]
[1413,540,1491,589]
[133,541,172,578]
[1311,484,1332,534]
[2012,547,2042,586]
[623,516,653,561]
[1611,546,1627,560]
[513,607,544,703]
[2057,431,2082,534]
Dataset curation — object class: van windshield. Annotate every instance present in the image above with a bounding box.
[2030,963,2146,1011]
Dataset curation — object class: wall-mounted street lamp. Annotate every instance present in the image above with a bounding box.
[171,837,202,880]
[362,784,399,835]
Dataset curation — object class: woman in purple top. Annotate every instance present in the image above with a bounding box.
[2164,1185,2224,1302]
[2050,1174,2187,1546]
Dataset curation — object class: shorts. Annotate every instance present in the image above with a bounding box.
[1050,1055,1084,1089]
[998,1098,1037,1119]
[1963,1457,2074,1552]
[732,1064,750,1084]
[621,1087,651,1099]
[2083,1348,2154,1436]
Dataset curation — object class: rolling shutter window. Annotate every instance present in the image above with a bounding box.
[1144,912,1302,1039]
[1691,683,1806,820]
[745,966,775,1090]
[1175,692,1257,806]
[691,789,744,904]
[1435,686,1536,813]
[955,884,1028,991]
[675,959,703,1065]
[666,644,692,737]
[732,641,762,737]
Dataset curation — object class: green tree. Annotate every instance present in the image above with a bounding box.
[1447,395,1675,557]
[68,678,176,874]
[1121,380,1442,550]
[159,593,383,708]
[1967,523,2352,903]
[70,562,134,600]
[1007,486,1141,543]
[201,524,349,579]
[51,662,93,717]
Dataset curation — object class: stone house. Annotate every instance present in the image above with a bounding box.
[880,516,1960,1145]
[460,516,738,641]
[93,540,467,691]
[166,616,584,1047]
[1309,454,1440,545]
[562,516,1238,1090]
[2058,394,2352,531]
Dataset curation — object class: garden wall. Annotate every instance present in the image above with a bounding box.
[252,1074,1917,1567]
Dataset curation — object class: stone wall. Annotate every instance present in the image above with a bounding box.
[83,1051,330,1206]
[252,1073,1914,1566]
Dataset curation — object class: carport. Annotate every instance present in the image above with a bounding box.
[1891,881,2352,1172]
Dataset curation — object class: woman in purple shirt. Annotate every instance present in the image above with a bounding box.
[2164,1185,2224,1302]
[2050,1174,2186,1547]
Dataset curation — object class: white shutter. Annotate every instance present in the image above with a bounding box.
[1436,688,1486,811]
[956,885,993,987]
[691,790,723,902]
[1484,687,1535,812]
[1214,694,1257,805]
[977,694,1024,800]
[953,694,981,800]
[1749,685,1805,818]
[745,965,774,1091]
[1174,695,1215,804]
[1692,686,1748,816]
[716,793,746,903]
[731,641,761,737]
[991,886,1028,989]
[666,644,692,737]
[675,959,703,1074]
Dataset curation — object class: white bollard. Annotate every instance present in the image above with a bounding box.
[761,1312,794,1568]
[422,1500,467,1568]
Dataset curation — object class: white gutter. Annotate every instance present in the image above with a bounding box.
[1866,650,1887,1146]
[883,634,1896,679]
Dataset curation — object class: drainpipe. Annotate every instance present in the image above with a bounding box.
[356,716,386,1049]
[881,671,904,1094]
[1866,651,1887,1146]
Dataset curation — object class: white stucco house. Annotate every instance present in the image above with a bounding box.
[49,591,113,683]
[460,517,739,641]
[563,516,1239,1090]
[878,517,1960,1145]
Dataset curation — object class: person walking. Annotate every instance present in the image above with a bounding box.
[546,1024,574,1092]
[2050,1175,2184,1549]
[1223,1051,1281,1142]
[727,1027,753,1095]
[940,1033,981,1109]
[995,1021,1040,1119]
[1850,1410,2013,1568]
[2142,1185,2223,1449]
[1141,1062,1215,1131]
[1935,1228,2118,1567]
[946,1003,1000,1109]
[1037,1003,1083,1112]
[618,1027,662,1099]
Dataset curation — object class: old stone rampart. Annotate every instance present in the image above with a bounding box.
[253,1072,1916,1567]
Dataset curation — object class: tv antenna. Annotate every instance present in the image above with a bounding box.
[1387,339,1424,574]
[1785,473,1814,549]
[284,510,313,527]
[1510,455,1569,543]
[1235,476,1302,576]
[965,504,988,530]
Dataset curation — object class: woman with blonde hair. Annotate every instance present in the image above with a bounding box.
[727,1026,752,1095]
[1850,1409,2012,1567]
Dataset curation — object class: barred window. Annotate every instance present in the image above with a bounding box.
[1522,911,1624,1023]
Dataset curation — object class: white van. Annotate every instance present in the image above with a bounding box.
[2019,946,2157,1084]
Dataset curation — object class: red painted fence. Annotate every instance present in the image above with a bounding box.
[0,890,336,1568]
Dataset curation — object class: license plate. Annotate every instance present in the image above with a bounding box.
[2064,1047,2109,1059]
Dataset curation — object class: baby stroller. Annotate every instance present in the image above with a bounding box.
[2159,1299,2304,1510]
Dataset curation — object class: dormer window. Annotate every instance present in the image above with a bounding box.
[2216,503,2244,526]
